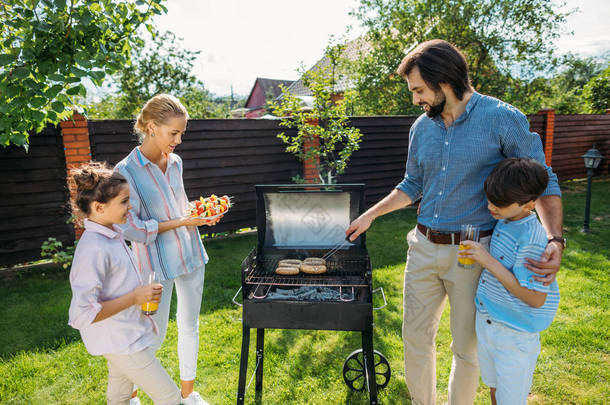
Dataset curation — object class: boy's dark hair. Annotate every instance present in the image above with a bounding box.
[485,158,549,207]
[396,39,471,100]
[70,161,127,216]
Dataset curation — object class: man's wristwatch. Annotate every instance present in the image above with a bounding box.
[548,236,567,249]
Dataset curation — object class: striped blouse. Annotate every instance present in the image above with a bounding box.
[475,213,560,333]
[115,147,208,281]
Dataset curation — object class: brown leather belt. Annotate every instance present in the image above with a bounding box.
[416,223,493,245]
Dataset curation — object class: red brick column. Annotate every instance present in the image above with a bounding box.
[538,108,555,166]
[303,118,320,183]
[60,113,91,238]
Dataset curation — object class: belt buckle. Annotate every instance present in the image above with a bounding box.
[426,228,443,241]
[427,228,457,245]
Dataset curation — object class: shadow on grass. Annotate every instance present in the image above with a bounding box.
[247,326,410,404]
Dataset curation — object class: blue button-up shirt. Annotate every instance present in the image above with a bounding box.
[396,92,561,232]
[115,147,208,281]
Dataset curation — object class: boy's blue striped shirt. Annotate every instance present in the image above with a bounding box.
[115,147,208,281]
[396,92,561,232]
[476,213,560,333]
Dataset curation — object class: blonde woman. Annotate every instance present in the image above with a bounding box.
[115,94,217,405]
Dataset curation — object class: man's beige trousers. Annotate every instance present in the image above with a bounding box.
[402,227,489,405]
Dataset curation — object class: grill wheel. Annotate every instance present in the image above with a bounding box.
[343,349,391,392]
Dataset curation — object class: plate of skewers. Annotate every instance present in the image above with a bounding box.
[186,194,233,220]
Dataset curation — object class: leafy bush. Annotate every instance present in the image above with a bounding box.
[41,237,76,269]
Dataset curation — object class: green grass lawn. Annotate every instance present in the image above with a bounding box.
[1,179,608,404]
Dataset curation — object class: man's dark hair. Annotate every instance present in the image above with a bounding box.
[484,158,549,207]
[396,39,471,100]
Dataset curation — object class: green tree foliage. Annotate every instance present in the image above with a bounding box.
[270,43,362,184]
[0,0,167,147]
[87,29,233,119]
[583,65,610,113]
[349,0,573,115]
[534,55,608,113]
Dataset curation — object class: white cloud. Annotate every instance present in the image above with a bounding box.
[555,0,610,57]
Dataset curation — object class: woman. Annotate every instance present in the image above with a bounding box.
[115,94,217,405]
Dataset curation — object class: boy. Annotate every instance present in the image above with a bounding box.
[460,158,560,405]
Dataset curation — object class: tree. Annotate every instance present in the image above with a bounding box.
[583,66,610,114]
[536,54,607,113]
[87,29,231,119]
[0,0,167,147]
[270,43,362,184]
[514,54,608,114]
[348,0,573,115]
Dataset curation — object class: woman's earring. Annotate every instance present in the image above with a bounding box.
[150,132,155,137]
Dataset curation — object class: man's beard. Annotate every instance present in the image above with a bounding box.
[422,90,446,117]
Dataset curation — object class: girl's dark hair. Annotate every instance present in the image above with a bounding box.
[396,39,471,100]
[70,162,127,216]
[484,158,549,207]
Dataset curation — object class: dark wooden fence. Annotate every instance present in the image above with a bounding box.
[88,117,416,233]
[0,125,74,266]
[88,119,301,233]
[339,117,415,206]
[1,113,608,267]
[550,114,610,180]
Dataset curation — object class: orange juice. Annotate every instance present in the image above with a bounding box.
[458,244,475,268]
[141,301,158,315]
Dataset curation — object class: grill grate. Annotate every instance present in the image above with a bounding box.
[245,256,369,287]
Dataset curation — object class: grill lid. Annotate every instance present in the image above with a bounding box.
[255,184,365,249]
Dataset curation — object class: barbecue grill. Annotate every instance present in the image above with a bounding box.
[233,184,390,405]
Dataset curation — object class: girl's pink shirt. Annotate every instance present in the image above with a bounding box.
[68,219,154,355]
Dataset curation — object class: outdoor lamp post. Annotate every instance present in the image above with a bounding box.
[581,146,605,232]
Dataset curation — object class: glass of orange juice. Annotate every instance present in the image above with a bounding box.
[141,271,159,315]
[458,224,480,269]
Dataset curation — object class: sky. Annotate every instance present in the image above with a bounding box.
[143,0,610,97]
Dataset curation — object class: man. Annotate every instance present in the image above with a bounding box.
[346,39,564,405]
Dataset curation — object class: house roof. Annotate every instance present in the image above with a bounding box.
[285,36,372,97]
[244,77,295,108]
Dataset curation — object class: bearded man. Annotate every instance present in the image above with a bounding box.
[346,39,564,405]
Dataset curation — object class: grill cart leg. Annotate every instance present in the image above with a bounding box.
[236,325,250,405]
[255,328,265,400]
[362,329,379,405]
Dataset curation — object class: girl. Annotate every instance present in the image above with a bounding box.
[68,162,181,405]
[115,94,218,405]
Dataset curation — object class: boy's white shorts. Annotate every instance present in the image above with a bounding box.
[475,311,541,405]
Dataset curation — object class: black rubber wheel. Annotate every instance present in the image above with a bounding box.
[342,349,391,392]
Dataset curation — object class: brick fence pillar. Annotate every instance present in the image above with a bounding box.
[60,112,91,238]
[303,118,320,183]
[537,108,555,166]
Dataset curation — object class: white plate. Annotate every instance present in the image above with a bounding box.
[185,207,230,221]
[189,212,224,220]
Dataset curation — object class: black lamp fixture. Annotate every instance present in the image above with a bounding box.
[581,146,605,233]
[582,147,604,170]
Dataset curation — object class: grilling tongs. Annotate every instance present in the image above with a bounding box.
[321,236,353,261]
